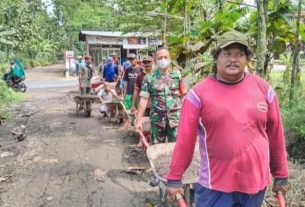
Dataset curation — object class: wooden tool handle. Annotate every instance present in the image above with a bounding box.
[277,191,285,207]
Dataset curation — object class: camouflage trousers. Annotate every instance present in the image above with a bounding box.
[150,116,177,144]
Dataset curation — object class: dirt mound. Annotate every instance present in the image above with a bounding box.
[123,145,149,168]
[154,154,199,181]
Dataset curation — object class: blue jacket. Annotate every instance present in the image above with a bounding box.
[103,63,118,82]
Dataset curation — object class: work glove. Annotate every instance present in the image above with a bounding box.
[272,178,288,196]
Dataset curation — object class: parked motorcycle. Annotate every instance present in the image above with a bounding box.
[3,73,27,93]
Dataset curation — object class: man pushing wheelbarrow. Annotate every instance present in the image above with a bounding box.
[165,31,288,207]
[74,55,96,117]
[135,48,187,187]
[95,82,126,124]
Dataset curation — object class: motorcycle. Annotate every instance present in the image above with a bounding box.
[3,73,27,93]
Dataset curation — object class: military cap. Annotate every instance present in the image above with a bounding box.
[216,30,249,49]
[142,56,153,62]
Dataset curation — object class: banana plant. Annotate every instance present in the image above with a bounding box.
[167,1,248,74]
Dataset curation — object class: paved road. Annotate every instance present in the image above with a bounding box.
[26,79,77,89]
[0,63,159,207]
[25,63,79,89]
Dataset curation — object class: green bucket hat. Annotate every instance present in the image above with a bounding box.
[216,30,249,49]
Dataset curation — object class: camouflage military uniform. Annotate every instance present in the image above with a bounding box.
[140,69,186,144]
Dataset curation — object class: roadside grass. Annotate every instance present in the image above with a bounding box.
[264,162,305,207]
[265,71,305,206]
[0,80,26,119]
[268,71,305,88]
[0,62,28,119]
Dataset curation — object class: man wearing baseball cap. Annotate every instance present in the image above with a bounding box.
[166,30,288,206]
[131,56,154,114]
[123,53,142,110]
[131,56,154,146]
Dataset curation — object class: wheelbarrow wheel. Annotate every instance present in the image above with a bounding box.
[76,104,80,115]
[85,101,92,117]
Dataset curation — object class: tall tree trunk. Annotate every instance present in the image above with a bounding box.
[256,0,268,77]
[290,0,302,104]
[263,53,270,75]
[184,0,187,38]
[162,5,167,46]
[6,46,10,62]
[217,0,223,11]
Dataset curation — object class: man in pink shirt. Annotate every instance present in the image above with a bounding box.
[166,30,288,206]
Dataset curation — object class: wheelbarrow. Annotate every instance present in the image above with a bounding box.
[138,130,286,207]
[73,95,100,117]
[137,130,198,207]
[102,98,126,124]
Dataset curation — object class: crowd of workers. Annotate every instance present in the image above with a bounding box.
[76,30,288,207]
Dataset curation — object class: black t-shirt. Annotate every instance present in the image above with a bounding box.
[135,71,146,91]
[123,66,142,95]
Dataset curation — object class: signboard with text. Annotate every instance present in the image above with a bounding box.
[65,51,75,69]
[127,37,146,45]
[65,51,74,58]
[123,37,148,49]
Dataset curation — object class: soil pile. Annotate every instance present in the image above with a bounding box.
[154,153,200,182]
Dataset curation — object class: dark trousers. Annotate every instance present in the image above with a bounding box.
[195,184,266,207]
[80,87,91,95]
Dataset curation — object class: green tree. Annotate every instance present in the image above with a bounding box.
[290,0,302,103]
[256,0,268,76]
[53,0,116,51]
[0,26,15,45]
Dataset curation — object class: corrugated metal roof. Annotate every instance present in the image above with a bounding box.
[80,31,122,37]
[80,30,157,37]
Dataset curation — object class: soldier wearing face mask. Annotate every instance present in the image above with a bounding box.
[135,48,187,145]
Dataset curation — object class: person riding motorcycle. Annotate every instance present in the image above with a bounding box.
[3,59,26,92]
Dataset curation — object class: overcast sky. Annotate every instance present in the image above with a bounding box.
[42,0,55,16]
[244,0,256,5]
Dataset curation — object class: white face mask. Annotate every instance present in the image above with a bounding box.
[156,59,170,69]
